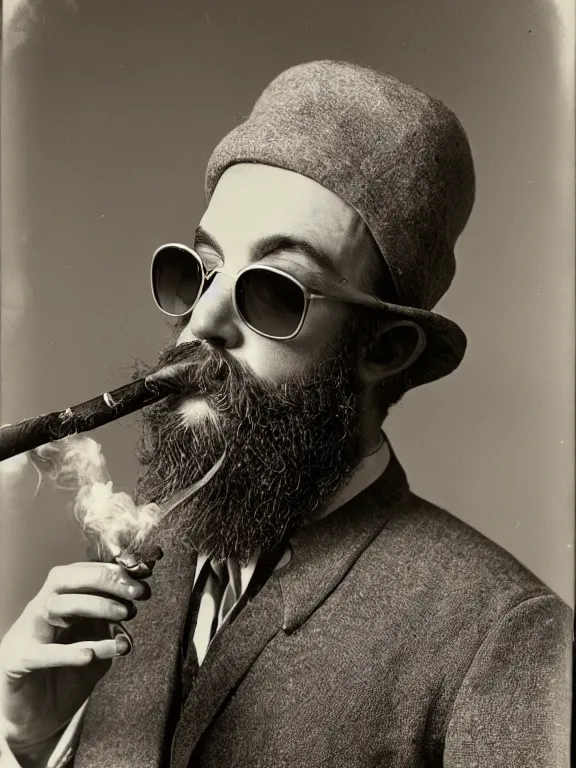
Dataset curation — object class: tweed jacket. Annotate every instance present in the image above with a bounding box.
[71,449,572,768]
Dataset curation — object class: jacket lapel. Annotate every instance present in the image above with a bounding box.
[280,447,408,632]
[171,446,409,768]
[170,574,285,768]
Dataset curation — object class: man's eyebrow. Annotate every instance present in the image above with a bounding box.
[251,235,337,275]
[194,226,224,257]
[194,228,339,276]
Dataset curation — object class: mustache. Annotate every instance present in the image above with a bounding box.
[157,340,223,369]
[139,340,242,400]
[137,340,291,428]
[155,340,230,385]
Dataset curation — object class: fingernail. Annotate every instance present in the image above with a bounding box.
[115,636,131,656]
[114,604,129,619]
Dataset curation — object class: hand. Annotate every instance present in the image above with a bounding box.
[0,561,150,761]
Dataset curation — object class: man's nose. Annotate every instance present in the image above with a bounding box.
[177,273,242,348]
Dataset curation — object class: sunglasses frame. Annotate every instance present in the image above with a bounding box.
[151,242,329,341]
[151,241,394,341]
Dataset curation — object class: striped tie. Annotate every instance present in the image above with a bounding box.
[193,556,258,665]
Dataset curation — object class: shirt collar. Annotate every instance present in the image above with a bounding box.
[318,432,390,519]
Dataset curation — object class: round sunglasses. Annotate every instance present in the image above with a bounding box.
[151,243,391,341]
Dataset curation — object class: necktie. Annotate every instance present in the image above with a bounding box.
[179,554,258,703]
[193,557,254,665]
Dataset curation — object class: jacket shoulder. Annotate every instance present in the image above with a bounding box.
[368,489,568,612]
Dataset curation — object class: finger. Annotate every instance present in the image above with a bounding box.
[41,562,148,602]
[4,637,130,676]
[73,636,132,661]
[45,594,137,626]
[127,578,151,601]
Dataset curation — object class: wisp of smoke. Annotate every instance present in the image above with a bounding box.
[24,432,225,561]
[29,435,163,560]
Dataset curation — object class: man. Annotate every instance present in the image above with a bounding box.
[0,60,572,768]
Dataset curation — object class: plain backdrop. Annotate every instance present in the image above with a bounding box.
[1,0,574,635]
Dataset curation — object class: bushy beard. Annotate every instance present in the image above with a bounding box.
[134,334,363,564]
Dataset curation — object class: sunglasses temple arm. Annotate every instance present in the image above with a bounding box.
[313,284,391,311]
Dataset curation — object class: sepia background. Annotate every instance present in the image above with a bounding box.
[1,0,574,634]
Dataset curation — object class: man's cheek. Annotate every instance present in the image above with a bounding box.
[233,342,315,385]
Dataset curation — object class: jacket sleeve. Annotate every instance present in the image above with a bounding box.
[443,594,573,768]
[0,700,87,768]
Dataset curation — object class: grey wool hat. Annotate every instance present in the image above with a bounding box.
[205,60,476,389]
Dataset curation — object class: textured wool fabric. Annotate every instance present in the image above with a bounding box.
[205,60,476,388]
[71,447,572,768]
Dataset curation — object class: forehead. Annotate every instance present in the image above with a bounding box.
[200,164,369,274]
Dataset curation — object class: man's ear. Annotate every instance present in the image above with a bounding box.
[359,320,427,386]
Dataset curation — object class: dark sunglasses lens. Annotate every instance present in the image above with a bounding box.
[152,247,202,315]
[236,269,306,338]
